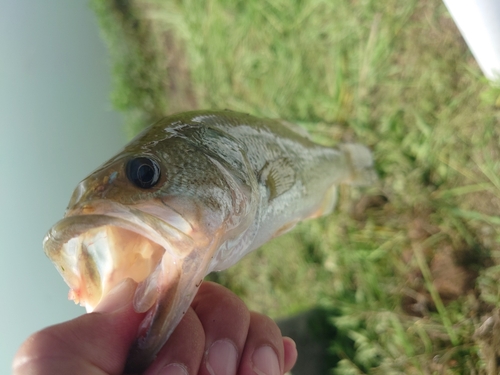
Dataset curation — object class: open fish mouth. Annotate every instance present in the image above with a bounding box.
[45,219,158,312]
[43,201,194,313]
[43,200,213,370]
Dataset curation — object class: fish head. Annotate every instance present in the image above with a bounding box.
[43,119,258,371]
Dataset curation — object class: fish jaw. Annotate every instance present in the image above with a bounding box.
[124,245,213,372]
[43,201,218,370]
[44,216,159,310]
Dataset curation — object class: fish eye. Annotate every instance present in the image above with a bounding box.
[126,157,161,189]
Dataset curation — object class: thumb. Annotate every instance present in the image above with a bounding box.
[13,279,145,375]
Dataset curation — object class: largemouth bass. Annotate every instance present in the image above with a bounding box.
[43,110,376,371]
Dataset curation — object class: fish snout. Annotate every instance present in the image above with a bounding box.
[67,170,120,210]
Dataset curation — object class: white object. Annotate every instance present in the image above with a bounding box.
[443,0,500,82]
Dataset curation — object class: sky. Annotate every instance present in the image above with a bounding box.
[0,1,126,372]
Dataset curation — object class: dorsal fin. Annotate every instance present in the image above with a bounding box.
[277,120,312,140]
[258,158,296,201]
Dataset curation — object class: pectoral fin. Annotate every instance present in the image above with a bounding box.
[259,158,296,201]
[277,120,312,140]
[272,220,299,238]
[308,185,338,219]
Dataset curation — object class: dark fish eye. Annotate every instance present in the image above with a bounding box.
[126,157,161,189]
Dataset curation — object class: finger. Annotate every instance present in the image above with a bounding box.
[12,279,144,375]
[282,337,298,373]
[238,311,285,375]
[191,282,251,375]
[143,307,205,375]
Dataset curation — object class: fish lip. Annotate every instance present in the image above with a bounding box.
[44,200,192,257]
[43,200,192,312]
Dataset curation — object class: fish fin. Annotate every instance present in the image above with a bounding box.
[339,143,377,186]
[272,219,299,238]
[259,158,296,201]
[277,120,312,140]
[309,185,338,218]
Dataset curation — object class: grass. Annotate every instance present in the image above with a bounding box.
[91,0,500,373]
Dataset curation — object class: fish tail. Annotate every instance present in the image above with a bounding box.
[339,143,377,186]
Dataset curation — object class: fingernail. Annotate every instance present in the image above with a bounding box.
[206,339,238,375]
[252,346,280,375]
[158,363,188,375]
[94,278,136,313]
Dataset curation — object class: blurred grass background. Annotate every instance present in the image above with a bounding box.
[91,0,500,373]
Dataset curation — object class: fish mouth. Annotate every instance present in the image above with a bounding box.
[44,201,188,312]
[43,200,209,371]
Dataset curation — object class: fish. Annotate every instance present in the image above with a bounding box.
[43,109,376,372]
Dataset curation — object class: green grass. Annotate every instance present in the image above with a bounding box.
[92,0,500,373]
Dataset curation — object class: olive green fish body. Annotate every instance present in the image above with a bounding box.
[135,111,373,269]
[43,110,375,371]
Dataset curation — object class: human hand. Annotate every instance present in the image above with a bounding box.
[13,280,297,375]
